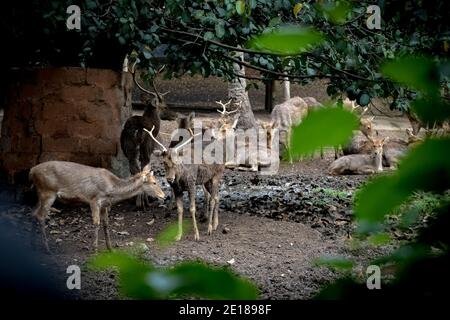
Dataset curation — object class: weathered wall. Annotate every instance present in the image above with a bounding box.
[0,67,132,182]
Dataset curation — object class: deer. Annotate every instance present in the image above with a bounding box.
[29,161,165,252]
[145,126,225,241]
[269,97,309,163]
[329,137,388,175]
[383,129,422,168]
[120,62,171,209]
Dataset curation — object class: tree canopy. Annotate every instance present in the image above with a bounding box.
[3,0,449,108]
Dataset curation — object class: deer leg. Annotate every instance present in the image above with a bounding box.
[320,147,324,159]
[287,128,293,164]
[165,189,175,217]
[101,207,112,251]
[189,188,200,241]
[90,203,101,252]
[175,194,184,241]
[33,192,56,253]
[199,185,209,223]
[212,185,220,231]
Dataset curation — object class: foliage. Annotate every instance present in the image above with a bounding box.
[3,1,449,108]
[88,251,259,300]
[289,105,359,157]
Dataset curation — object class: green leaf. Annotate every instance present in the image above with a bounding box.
[290,106,359,157]
[411,97,450,127]
[247,25,324,56]
[316,0,352,24]
[155,221,192,248]
[168,262,259,299]
[381,56,440,95]
[236,1,245,16]
[88,252,258,300]
[293,3,303,18]
[203,31,215,41]
[215,22,225,39]
[355,138,450,225]
[314,256,354,270]
[368,232,391,246]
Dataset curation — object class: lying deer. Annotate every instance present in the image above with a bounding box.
[383,129,422,168]
[29,161,165,252]
[145,126,225,241]
[329,137,388,175]
[342,116,375,156]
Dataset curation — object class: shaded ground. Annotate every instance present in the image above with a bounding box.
[0,113,405,300]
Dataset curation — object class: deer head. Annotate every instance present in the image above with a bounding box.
[368,136,388,172]
[131,62,169,111]
[360,117,375,138]
[144,126,197,184]
[140,164,165,199]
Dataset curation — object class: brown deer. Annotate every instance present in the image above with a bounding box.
[145,126,225,241]
[29,161,165,252]
[120,64,170,209]
[383,129,422,168]
[329,137,388,175]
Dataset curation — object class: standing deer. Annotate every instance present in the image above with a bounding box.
[120,64,170,209]
[329,137,388,175]
[145,126,225,241]
[29,161,165,252]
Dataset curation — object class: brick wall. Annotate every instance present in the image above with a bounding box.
[0,67,132,182]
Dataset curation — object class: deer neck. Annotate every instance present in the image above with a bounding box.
[372,151,383,172]
[108,174,144,203]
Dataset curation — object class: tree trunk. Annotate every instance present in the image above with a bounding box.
[265,80,275,112]
[228,51,257,129]
[282,73,290,101]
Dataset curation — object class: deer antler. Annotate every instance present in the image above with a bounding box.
[143,126,167,152]
[173,133,202,153]
[216,99,238,115]
[151,80,170,100]
[131,61,158,98]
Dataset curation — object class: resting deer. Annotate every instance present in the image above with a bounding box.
[383,129,422,168]
[120,63,170,209]
[145,127,225,241]
[329,137,388,175]
[29,161,165,252]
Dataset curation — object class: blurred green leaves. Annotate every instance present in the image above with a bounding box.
[247,25,324,55]
[88,251,259,300]
[382,56,440,95]
[355,138,450,226]
[155,221,192,248]
[289,106,359,157]
[314,256,354,270]
[315,0,352,24]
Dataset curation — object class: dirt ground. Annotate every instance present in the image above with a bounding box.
[0,112,410,300]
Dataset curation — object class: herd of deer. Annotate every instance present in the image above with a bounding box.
[29,68,441,252]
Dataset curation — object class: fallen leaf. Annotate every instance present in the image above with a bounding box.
[117,231,130,236]
[227,258,235,265]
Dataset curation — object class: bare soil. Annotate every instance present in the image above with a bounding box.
[0,113,407,300]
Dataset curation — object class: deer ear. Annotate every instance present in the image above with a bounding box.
[231,118,239,129]
[153,149,163,156]
[142,164,151,173]
[189,112,195,121]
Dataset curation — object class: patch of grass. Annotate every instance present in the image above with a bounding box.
[313,187,350,200]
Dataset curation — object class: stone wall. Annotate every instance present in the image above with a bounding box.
[0,67,132,182]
